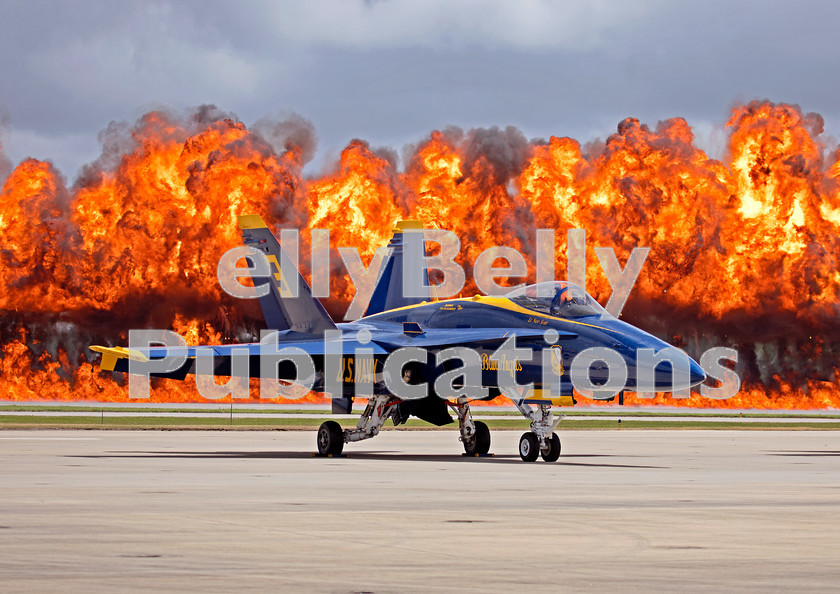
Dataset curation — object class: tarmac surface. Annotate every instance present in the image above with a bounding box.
[1,429,839,592]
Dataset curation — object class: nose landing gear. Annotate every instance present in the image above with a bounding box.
[518,432,539,462]
[518,432,561,462]
[505,388,564,462]
[540,432,561,462]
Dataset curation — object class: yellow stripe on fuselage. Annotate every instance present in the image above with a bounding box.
[363,295,625,335]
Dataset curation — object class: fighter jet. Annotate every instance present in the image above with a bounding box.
[91,215,706,462]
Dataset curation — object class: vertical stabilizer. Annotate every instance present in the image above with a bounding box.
[238,215,337,335]
[364,220,430,316]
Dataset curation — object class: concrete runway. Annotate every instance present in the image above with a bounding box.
[1,429,839,592]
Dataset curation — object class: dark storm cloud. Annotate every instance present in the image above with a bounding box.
[0,0,838,178]
[0,105,11,184]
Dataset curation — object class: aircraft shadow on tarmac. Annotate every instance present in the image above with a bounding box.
[68,451,666,468]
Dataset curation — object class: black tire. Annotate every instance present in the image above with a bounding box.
[474,421,491,455]
[540,433,561,462]
[317,421,344,456]
[519,432,539,462]
[464,421,491,456]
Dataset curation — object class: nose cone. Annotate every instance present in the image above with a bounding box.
[594,316,707,390]
[650,356,705,390]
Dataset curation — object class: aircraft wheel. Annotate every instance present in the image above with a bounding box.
[518,432,539,462]
[317,421,344,456]
[540,433,561,462]
[464,421,491,455]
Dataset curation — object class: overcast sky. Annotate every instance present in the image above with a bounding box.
[1,0,839,180]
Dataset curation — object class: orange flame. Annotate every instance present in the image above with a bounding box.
[1,102,839,408]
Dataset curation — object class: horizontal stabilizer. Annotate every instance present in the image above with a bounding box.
[89,345,149,371]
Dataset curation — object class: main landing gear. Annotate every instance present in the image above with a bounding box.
[505,389,563,462]
[316,394,398,456]
[316,420,344,456]
[448,397,491,456]
[316,394,494,458]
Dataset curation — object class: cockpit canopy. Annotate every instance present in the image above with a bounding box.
[505,281,607,319]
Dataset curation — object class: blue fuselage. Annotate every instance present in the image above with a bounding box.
[346,295,706,397]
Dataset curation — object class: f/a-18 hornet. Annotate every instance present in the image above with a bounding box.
[92,215,706,462]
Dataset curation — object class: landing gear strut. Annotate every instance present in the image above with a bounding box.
[505,389,563,462]
[448,397,491,455]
